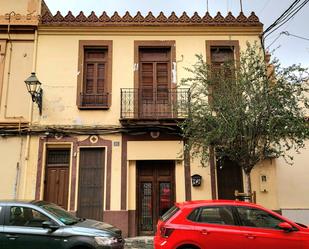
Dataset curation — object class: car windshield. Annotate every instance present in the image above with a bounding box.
[41,203,80,225]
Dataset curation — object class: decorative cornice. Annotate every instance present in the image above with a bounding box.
[41,11,262,27]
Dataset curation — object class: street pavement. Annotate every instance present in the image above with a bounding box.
[124,236,154,249]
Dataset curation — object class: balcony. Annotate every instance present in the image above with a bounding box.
[79,93,110,109]
[120,88,189,124]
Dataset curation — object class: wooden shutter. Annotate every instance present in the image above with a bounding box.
[44,149,70,209]
[82,48,107,106]
[156,62,169,101]
[138,48,171,118]
[140,62,154,101]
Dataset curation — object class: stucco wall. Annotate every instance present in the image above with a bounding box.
[190,155,212,201]
[0,137,25,199]
[276,140,309,209]
[0,0,40,15]
[251,160,279,210]
[35,31,260,125]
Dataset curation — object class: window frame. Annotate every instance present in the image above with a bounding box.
[77,40,113,109]
[206,40,240,65]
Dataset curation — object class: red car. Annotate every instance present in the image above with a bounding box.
[154,200,309,249]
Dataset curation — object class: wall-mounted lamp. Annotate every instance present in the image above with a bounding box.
[24,72,43,115]
[191,174,202,187]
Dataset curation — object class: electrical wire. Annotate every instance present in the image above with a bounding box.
[282,31,309,41]
[264,0,309,40]
[266,33,283,50]
[261,0,309,52]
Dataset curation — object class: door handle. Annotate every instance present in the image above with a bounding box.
[244,233,256,240]
[200,229,209,235]
[6,234,19,240]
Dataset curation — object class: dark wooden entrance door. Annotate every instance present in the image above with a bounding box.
[77,148,105,221]
[139,48,171,118]
[44,149,70,209]
[217,157,243,200]
[137,160,175,235]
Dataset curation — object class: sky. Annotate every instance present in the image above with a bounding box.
[44,0,309,67]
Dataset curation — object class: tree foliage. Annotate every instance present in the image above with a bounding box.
[181,43,309,190]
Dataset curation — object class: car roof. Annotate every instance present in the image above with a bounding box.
[0,200,49,206]
[176,200,262,209]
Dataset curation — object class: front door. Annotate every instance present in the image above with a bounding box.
[217,157,243,200]
[139,48,171,118]
[44,149,70,209]
[137,160,175,235]
[77,148,105,221]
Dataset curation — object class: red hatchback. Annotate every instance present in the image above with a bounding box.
[154,200,309,249]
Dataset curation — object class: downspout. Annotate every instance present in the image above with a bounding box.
[4,11,25,199]
[23,28,38,198]
[4,11,24,120]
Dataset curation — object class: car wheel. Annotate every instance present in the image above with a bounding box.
[177,246,200,249]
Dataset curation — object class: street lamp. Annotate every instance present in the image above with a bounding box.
[24,72,43,115]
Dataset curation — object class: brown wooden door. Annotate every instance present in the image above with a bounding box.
[44,149,70,209]
[139,48,171,118]
[137,160,175,235]
[217,157,243,200]
[77,148,105,221]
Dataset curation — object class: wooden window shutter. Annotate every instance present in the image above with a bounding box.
[81,48,108,108]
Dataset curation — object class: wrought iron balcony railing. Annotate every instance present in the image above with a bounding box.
[120,88,189,120]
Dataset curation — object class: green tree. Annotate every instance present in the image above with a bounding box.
[181,43,309,194]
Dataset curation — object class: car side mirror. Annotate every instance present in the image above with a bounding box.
[278,222,293,232]
[42,221,59,231]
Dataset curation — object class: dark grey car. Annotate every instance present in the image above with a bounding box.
[0,200,124,249]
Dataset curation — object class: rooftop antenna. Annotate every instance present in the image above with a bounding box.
[207,0,209,12]
[240,0,243,12]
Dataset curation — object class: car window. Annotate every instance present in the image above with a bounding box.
[193,206,235,225]
[8,206,51,227]
[0,206,3,225]
[161,205,180,222]
[236,206,284,230]
[40,203,79,225]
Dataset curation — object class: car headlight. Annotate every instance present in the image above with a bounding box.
[95,236,118,246]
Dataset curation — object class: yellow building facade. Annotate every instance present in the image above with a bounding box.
[1,0,308,237]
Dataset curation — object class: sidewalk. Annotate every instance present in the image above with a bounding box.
[124,236,154,249]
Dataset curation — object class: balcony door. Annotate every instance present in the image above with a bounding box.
[139,48,171,118]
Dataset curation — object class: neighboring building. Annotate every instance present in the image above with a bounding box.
[0,0,308,237]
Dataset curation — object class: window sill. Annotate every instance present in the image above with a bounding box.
[78,105,110,110]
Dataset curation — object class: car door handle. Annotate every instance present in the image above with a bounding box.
[6,234,19,240]
[244,233,256,240]
[200,229,209,235]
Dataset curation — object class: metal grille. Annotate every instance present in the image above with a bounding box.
[120,88,189,119]
[80,93,109,107]
[47,149,70,165]
[141,182,153,231]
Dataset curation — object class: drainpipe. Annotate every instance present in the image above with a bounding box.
[3,11,24,121]
[23,28,38,198]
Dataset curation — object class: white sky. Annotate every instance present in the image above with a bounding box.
[44,0,309,67]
